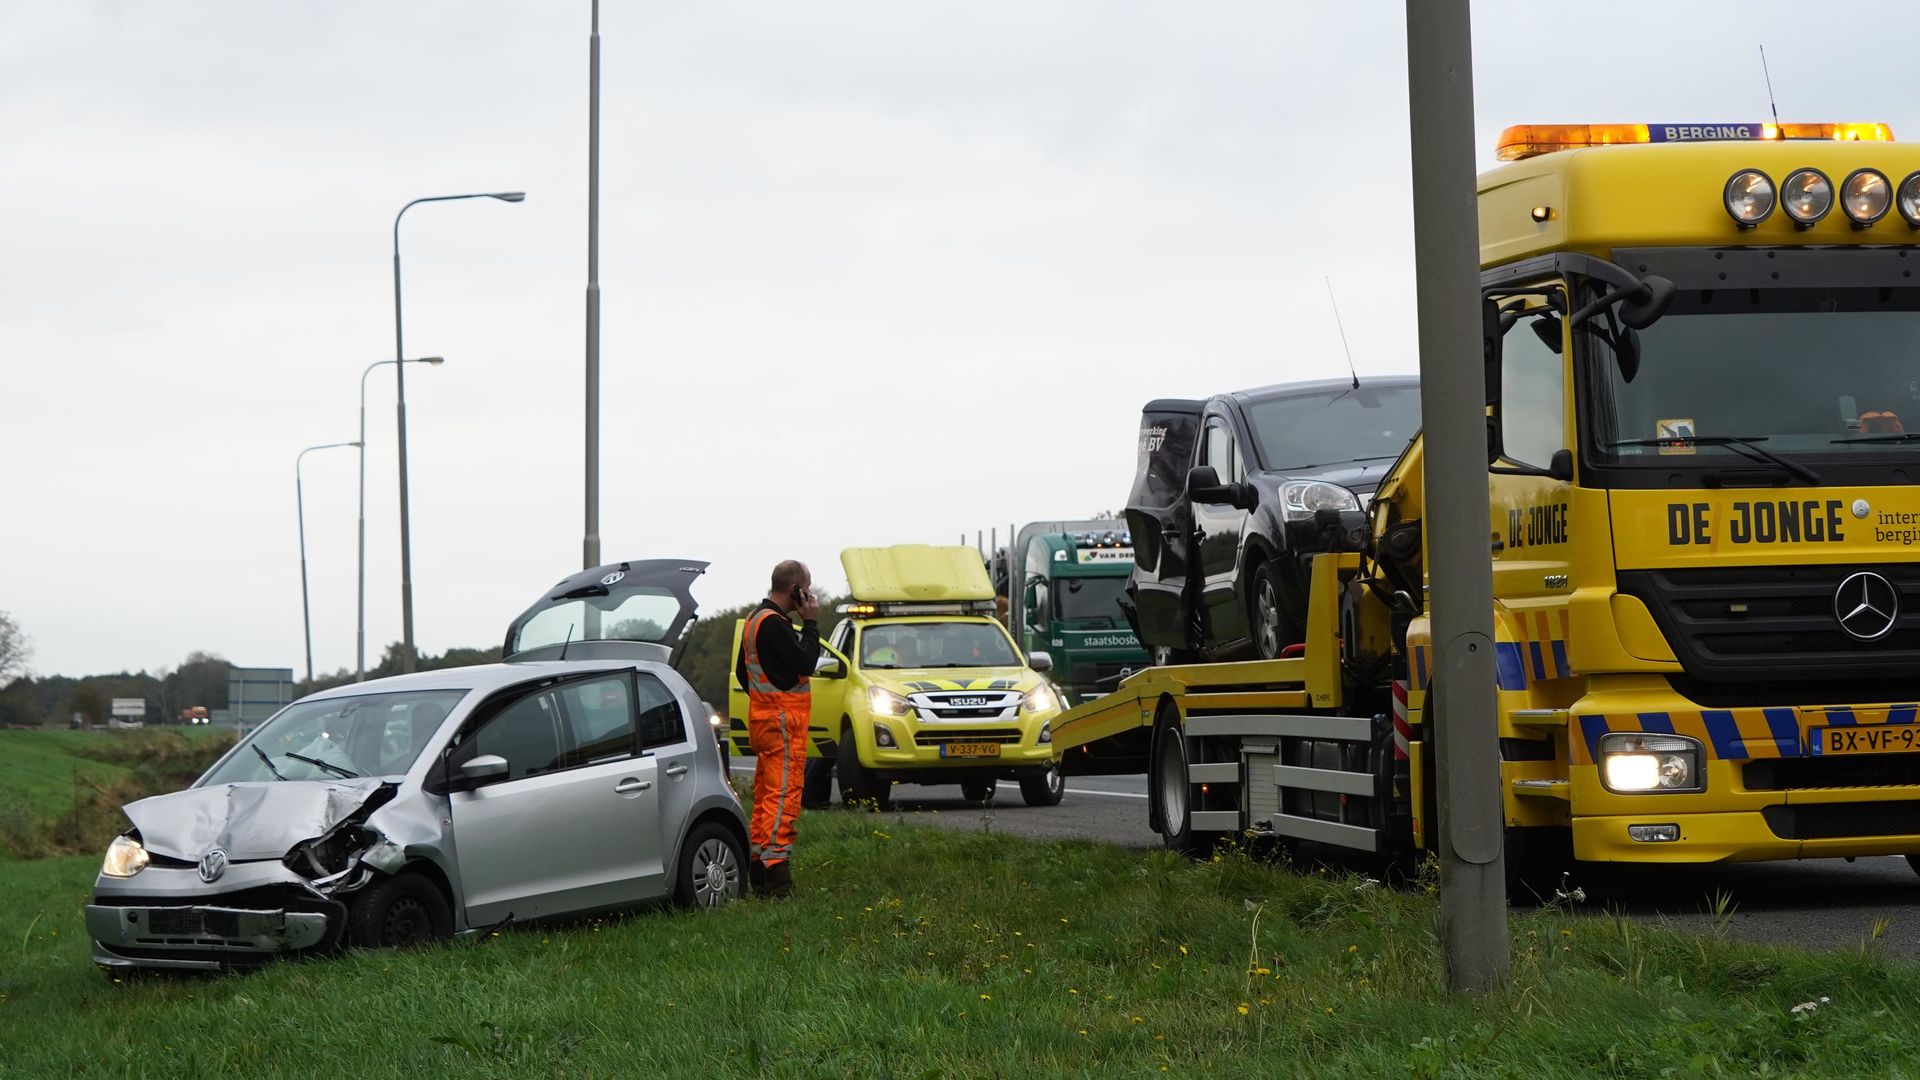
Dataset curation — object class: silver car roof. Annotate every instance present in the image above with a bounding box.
[296,658,650,702]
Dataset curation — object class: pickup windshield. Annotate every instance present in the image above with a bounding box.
[1588,287,1920,466]
[861,621,1021,669]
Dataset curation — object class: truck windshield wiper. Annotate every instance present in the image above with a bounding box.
[251,744,288,781]
[1831,432,1920,444]
[284,751,360,779]
[1607,435,1820,485]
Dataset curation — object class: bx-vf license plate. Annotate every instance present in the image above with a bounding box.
[940,742,1001,758]
[1811,726,1920,756]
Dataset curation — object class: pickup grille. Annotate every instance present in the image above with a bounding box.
[910,728,1022,746]
[1618,565,1920,685]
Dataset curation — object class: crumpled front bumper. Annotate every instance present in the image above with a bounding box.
[88,862,346,971]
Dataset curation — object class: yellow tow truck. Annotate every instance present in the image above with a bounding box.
[1055,120,1920,884]
[731,545,1065,809]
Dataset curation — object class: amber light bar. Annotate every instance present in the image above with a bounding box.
[1495,122,1895,162]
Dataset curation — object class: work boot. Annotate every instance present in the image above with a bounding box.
[764,860,794,899]
[748,858,767,896]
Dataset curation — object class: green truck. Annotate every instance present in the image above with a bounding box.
[995,521,1149,706]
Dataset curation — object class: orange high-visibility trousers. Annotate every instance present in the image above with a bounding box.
[742,609,811,866]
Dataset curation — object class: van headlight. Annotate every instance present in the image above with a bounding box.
[1279,480,1361,522]
[102,835,150,878]
[1021,684,1059,715]
[867,686,911,718]
[1597,733,1703,793]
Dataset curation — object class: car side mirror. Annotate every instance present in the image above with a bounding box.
[457,754,510,789]
[1482,296,1502,407]
[1027,651,1054,673]
[1231,482,1259,511]
[813,652,848,679]
[1186,465,1234,505]
[1617,274,1675,330]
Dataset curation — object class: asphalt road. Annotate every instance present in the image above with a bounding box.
[730,763,1920,961]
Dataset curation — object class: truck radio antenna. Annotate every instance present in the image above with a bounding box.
[1325,275,1359,389]
[1759,45,1782,130]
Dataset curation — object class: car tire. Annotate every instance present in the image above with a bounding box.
[1150,700,1217,857]
[1249,559,1299,661]
[838,723,893,811]
[348,870,452,949]
[1019,762,1066,807]
[960,778,995,804]
[673,821,746,909]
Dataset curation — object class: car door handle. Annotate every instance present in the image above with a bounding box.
[615,777,651,795]
[664,763,689,779]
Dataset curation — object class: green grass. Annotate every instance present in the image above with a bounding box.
[4,808,1920,1077]
[0,728,234,860]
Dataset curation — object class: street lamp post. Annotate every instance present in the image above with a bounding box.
[297,440,362,687]
[358,356,444,682]
[391,191,523,672]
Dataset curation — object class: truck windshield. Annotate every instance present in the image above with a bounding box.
[1245,385,1422,472]
[1588,287,1920,466]
[203,689,468,784]
[1055,576,1128,625]
[861,622,1020,669]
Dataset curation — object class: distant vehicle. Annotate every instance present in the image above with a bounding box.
[1124,376,1421,662]
[87,559,746,973]
[178,706,211,725]
[994,523,1149,705]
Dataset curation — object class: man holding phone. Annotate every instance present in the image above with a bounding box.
[735,559,821,897]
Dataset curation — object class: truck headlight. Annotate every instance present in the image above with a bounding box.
[102,835,149,878]
[1597,733,1703,793]
[867,686,910,718]
[1021,684,1059,715]
[1279,480,1361,522]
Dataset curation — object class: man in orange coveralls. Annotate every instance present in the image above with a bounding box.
[735,560,820,897]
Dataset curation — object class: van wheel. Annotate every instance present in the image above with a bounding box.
[1020,762,1066,807]
[1249,561,1297,661]
[1150,701,1216,857]
[837,724,892,811]
[960,778,995,804]
[348,871,452,949]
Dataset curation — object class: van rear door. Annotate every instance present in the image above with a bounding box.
[1123,399,1203,653]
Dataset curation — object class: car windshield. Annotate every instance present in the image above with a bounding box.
[1055,576,1128,625]
[1588,287,1920,465]
[1244,384,1422,472]
[513,588,685,652]
[860,622,1021,669]
[202,689,468,784]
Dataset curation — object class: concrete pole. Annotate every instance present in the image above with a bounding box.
[1403,0,1508,992]
[583,0,602,572]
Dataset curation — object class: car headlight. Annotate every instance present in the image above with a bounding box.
[1723,168,1774,228]
[1781,168,1833,228]
[708,710,725,733]
[873,723,897,748]
[1021,684,1059,715]
[1279,480,1361,522]
[102,835,149,878]
[1597,733,1703,793]
[867,686,911,718]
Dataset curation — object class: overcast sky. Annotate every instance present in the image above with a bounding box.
[4,2,1915,679]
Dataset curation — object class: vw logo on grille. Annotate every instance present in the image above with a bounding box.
[1834,571,1900,642]
[950,696,990,707]
[198,847,228,883]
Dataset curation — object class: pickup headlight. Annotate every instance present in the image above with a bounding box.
[102,835,149,878]
[1279,480,1361,522]
[1598,733,1703,793]
[1021,684,1059,715]
[867,686,911,718]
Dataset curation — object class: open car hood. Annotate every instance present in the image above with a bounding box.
[502,559,708,664]
[124,779,390,862]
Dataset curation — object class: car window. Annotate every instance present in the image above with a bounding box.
[1243,384,1423,472]
[636,673,686,749]
[555,674,636,767]
[461,688,568,782]
[204,689,467,784]
[1204,419,1236,481]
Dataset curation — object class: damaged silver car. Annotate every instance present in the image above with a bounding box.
[87,560,748,972]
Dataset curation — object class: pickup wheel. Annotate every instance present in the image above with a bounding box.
[1150,700,1217,857]
[960,778,995,804]
[1020,762,1066,807]
[348,870,452,949]
[837,723,893,811]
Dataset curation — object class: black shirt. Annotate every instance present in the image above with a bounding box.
[735,599,820,693]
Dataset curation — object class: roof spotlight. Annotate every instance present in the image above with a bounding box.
[1841,169,1892,228]
[1723,169,1775,228]
[1781,168,1833,228]
[1895,172,1920,229]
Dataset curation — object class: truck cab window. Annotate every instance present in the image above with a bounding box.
[1501,312,1567,470]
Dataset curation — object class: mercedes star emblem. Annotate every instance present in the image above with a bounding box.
[1834,571,1900,642]
[198,847,229,883]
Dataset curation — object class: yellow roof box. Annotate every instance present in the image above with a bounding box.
[841,545,994,604]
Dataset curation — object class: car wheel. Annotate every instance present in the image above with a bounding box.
[674,821,746,908]
[838,724,893,811]
[1249,561,1297,661]
[1151,701,1217,857]
[1019,762,1066,807]
[960,777,995,804]
[348,870,452,949]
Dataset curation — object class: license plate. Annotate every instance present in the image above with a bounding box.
[1812,726,1920,756]
[940,742,1001,758]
